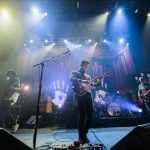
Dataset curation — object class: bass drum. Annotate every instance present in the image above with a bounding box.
[107,102,121,116]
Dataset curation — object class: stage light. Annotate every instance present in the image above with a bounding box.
[119,38,125,43]
[58,104,62,108]
[29,40,33,43]
[103,39,106,43]
[88,39,92,42]
[148,13,150,17]
[32,7,39,15]
[24,44,26,47]
[117,9,122,14]
[45,39,48,43]
[1,10,9,17]
[105,11,109,16]
[44,12,48,16]
[23,85,30,91]
[138,109,142,113]
[64,39,67,43]
[135,9,138,14]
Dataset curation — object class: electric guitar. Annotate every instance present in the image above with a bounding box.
[139,89,150,102]
[72,72,112,96]
[9,92,20,105]
[8,83,24,105]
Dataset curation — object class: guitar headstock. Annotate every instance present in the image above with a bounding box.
[92,72,112,81]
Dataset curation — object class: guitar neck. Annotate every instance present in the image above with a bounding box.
[91,73,108,82]
[145,89,150,95]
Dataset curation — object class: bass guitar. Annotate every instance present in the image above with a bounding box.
[72,72,112,96]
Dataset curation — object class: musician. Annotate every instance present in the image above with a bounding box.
[138,77,150,115]
[1,69,22,133]
[70,60,95,144]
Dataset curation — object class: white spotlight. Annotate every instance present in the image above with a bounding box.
[88,39,92,42]
[138,109,142,113]
[105,11,109,16]
[58,104,62,108]
[30,40,33,43]
[148,13,150,17]
[1,10,9,17]
[119,38,124,43]
[45,39,48,43]
[44,12,48,16]
[32,7,39,15]
[117,9,122,14]
[135,9,138,14]
[64,39,67,43]
[23,85,30,91]
[103,39,106,43]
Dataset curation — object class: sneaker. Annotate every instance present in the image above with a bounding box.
[79,137,86,145]
[79,136,90,144]
[11,123,19,133]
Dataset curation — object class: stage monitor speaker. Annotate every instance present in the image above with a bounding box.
[111,123,150,150]
[0,128,32,150]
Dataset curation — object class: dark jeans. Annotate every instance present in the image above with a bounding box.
[75,92,93,139]
[1,101,20,128]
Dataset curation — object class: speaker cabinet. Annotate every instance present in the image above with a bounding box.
[111,123,150,150]
[0,128,32,150]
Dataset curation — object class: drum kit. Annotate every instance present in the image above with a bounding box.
[94,89,121,117]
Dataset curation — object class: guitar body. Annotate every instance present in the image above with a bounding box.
[72,81,88,96]
[72,72,111,96]
[8,92,20,105]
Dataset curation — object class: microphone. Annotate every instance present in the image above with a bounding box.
[67,48,71,55]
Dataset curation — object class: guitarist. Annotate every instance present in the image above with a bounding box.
[70,60,103,144]
[138,77,150,115]
[1,69,22,133]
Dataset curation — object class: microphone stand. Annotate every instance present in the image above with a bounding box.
[33,49,70,149]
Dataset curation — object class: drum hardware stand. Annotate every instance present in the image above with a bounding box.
[32,49,70,150]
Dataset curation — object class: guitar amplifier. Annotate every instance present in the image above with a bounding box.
[40,96,53,113]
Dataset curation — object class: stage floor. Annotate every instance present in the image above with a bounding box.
[11,126,135,150]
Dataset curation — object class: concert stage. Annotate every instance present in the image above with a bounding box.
[1,116,150,150]
[12,126,135,150]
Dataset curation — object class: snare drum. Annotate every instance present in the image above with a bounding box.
[107,102,121,116]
